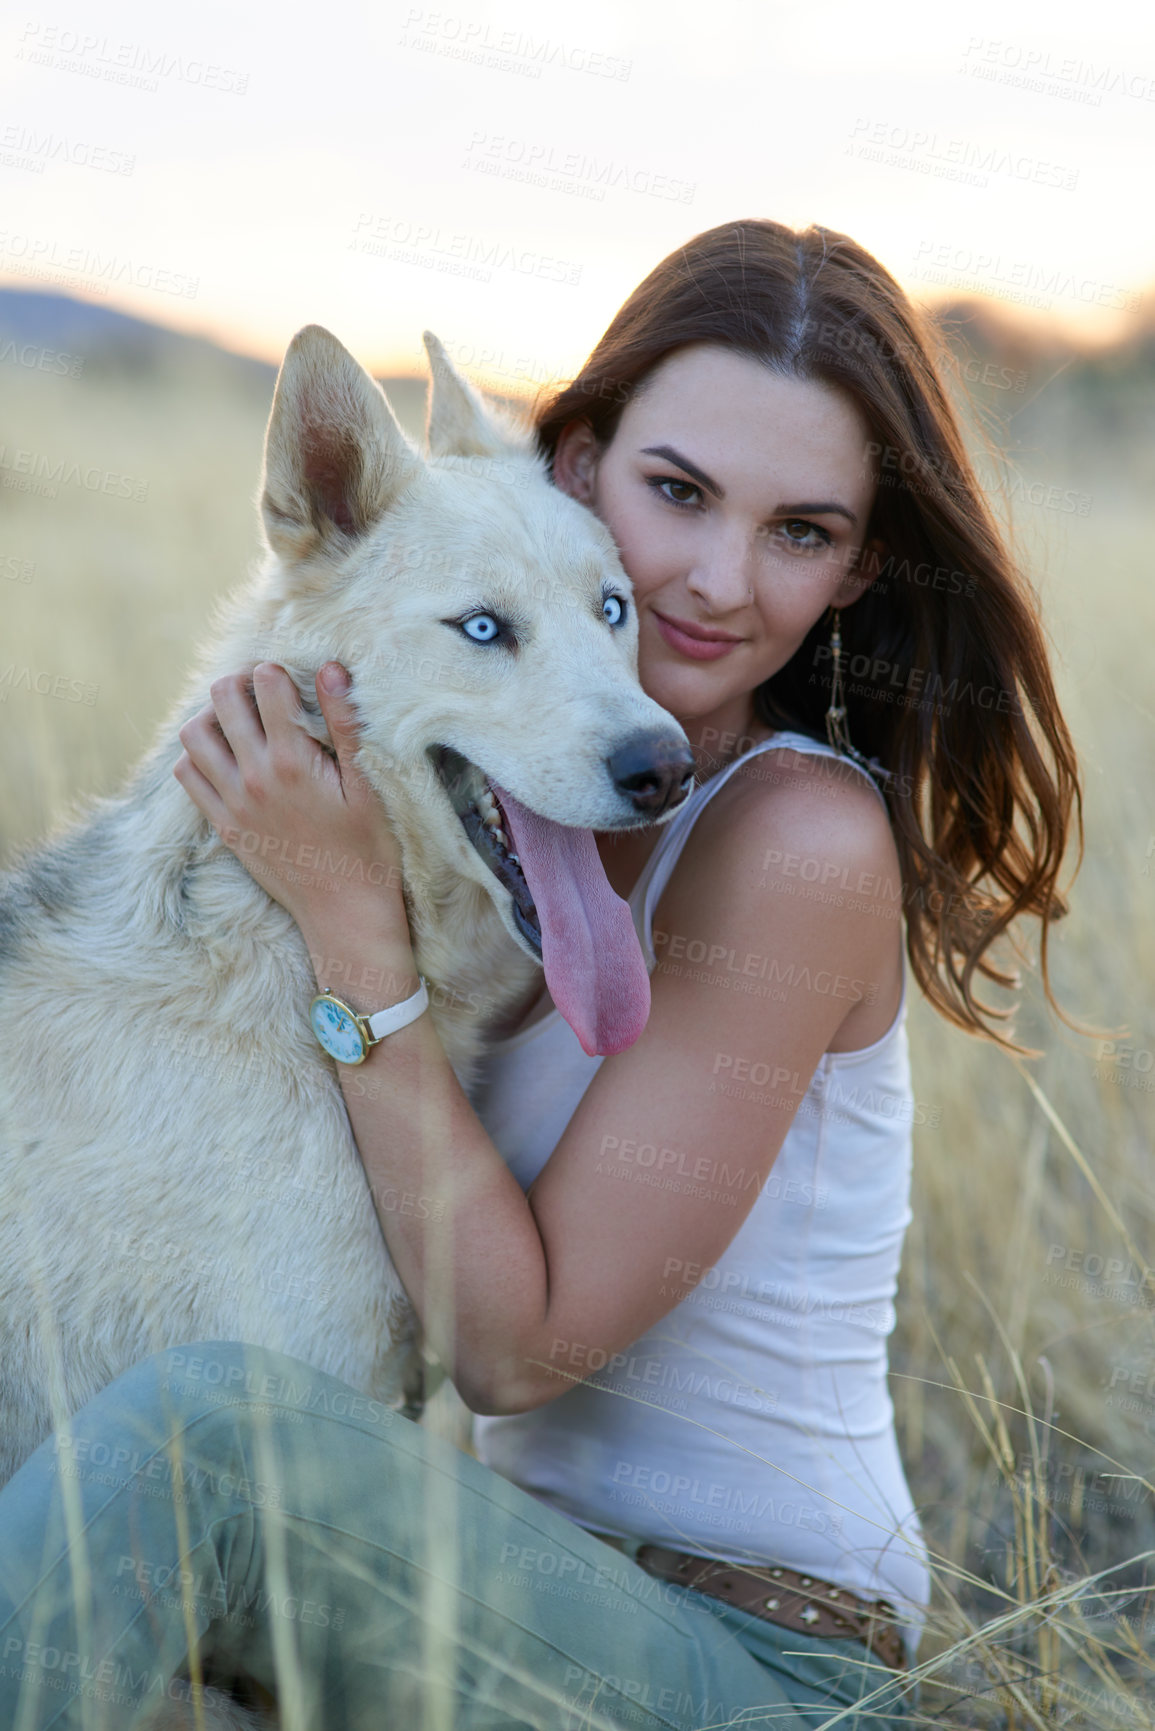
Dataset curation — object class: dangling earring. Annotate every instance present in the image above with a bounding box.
[824,609,873,774]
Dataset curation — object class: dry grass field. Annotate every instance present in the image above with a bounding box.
[1,309,1152,1727]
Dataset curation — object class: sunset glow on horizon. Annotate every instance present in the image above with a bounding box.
[1,0,1152,387]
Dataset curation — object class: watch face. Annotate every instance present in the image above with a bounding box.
[310,996,366,1065]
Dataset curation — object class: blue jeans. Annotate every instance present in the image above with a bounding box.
[0,1343,916,1728]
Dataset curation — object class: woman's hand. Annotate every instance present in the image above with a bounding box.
[173,660,409,947]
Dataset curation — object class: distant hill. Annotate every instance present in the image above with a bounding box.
[2,285,1151,476]
[0,288,429,428]
[0,288,276,384]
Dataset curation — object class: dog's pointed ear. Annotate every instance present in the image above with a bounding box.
[261,325,423,563]
[423,330,526,459]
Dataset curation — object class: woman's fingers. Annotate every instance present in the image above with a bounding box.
[208,666,273,783]
[192,664,321,801]
[315,662,369,801]
[172,746,233,836]
[172,659,408,934]
[251,662,339,789]
[313,663,402,870]
[178,663,333,818]
[177,701,242,797]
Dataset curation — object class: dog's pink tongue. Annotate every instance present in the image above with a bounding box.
[491,784,650,1057]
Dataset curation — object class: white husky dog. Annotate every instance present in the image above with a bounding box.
[0,325,693,1498]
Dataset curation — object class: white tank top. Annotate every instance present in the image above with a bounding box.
[471,731,931,1652]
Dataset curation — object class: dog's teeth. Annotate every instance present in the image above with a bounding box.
[467,781,514,856]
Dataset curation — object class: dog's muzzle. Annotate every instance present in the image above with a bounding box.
[606,730,695,818]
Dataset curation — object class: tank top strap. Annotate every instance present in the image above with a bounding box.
[631,730,891,969]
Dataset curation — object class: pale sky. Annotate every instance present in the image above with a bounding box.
[2,0,1152,391]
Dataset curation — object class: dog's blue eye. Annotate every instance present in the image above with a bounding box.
[462,614,501,643]
[603,595,626,627]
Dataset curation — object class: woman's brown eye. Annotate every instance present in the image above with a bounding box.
[651,476,701,507]
[780,520,831,550]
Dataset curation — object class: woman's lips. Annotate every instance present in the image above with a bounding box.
[652,611,743,661]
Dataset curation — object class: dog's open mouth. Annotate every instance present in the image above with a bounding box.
[430,746,542,956]
[429,744,651,1057]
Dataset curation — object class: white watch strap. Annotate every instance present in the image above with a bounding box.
[365,977,430,1043]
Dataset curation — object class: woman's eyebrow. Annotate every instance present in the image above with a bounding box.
[775,500,858,525]
[639,445,724,499]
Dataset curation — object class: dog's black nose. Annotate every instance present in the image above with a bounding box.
[607,732,695,817]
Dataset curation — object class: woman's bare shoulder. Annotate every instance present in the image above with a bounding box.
[653,743,905,1046]
[680,743,900,905]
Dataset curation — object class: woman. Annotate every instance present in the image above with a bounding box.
[0,221,1079,1730]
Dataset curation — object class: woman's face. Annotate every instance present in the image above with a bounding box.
[553,343,879,752]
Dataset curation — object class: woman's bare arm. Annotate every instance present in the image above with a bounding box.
[176,663,902,1416]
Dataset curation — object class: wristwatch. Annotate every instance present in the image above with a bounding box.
[309,977,430,1065]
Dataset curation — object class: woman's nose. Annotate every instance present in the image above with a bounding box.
[685,525,761,611]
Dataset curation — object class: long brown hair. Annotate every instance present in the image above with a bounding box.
[534,219,1082,1050]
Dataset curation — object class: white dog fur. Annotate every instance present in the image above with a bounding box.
[0,325,691,1487]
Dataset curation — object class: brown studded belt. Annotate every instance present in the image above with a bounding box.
[596,1536,908,1673]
